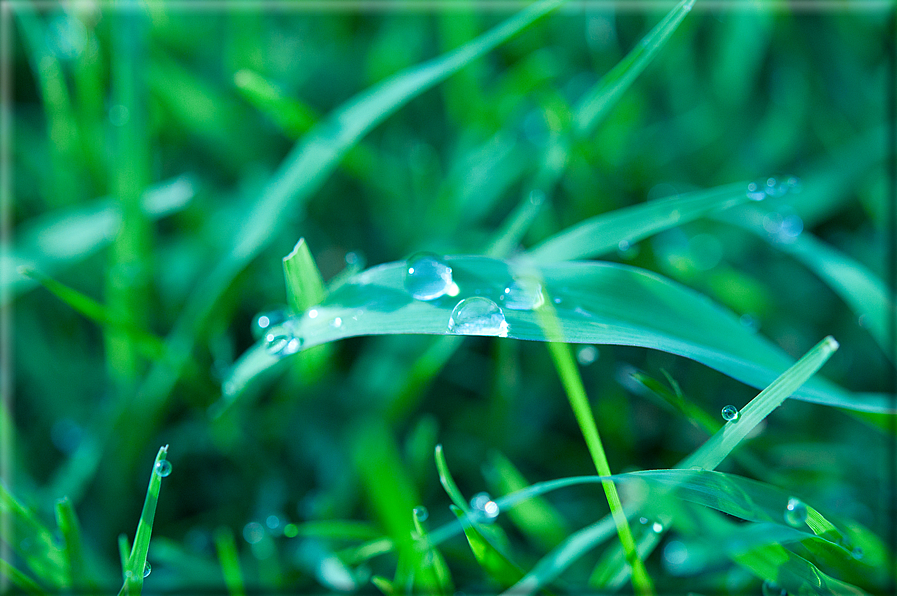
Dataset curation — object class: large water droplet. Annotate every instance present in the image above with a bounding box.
[264,333,303,357]
[761,579,787,596]
[143,561,152,578]
[448,297,508,337]
[784,497,808,527]
[404,254,457,301]
[253,309,288,340]
[413,506,429,522]
[500,278,544,310]
[470,492,500,521]
[721,405,739,422]
[155,460,172,477]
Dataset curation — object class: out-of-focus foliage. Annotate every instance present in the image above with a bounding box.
[5,2,892,594]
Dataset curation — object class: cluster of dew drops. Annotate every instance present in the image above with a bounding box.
[746,175,805,244]
[404,253,547,338]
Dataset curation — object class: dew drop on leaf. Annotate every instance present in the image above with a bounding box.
[448,297,508,337]
[404,254,457,301]
[470,492,500,521]
[784,497,808,527]
[721,405,739,422]
[155,460,172,477]
[143,561,152,578]
[499,277,544,310]
[413,506,429,522]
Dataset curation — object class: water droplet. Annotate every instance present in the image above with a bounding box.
[851,546,864,560]
[345,251,362,266]
[784,497,808,527]
[764,177,790,198]
[761,579,787,596]
[143,561,152,578]
[330,317,342,329]
[651,521,664,533]
[413,506,429,522]
[264,333,303,356]
[308,309,319,319]
[404,254,457,301]
[252,309,287,339]
[448,298,508,337]
[529,189,546,205]
[577,345,599,365]
[243,522,265,544]
[500,278,544,310]
[618,240,631,252]
[553,297,562,304]
[778,214,803,240]
[721,405,740,422]
[746,181,766,201]
[155,460,172,477]
[470,492,500,521]
[617,240,640,260]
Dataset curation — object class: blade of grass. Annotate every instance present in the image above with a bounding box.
[54,497,94,590]
[411,506,453,594]
[213,526,246,596]
[527,181,758,263]
[282,238,326,312]
[0,483,66,587]
[224,257,888,413]
[574,0,695,136]
[451,505,526,588]
[0,558,45,595]
[118,445,169,595]
[542,324,653,595]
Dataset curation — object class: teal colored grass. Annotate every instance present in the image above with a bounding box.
[5,2,894,595]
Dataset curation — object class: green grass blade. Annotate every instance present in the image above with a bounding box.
[54,497,94,589]
[0,483,67,587]
[0,558,45,595]
[485,451,568,550]
[282,238,326,313]
[527,181,756,263]
[451,505,525,588]
[118,445,169,595]
[574,0,694,135]
[223,258,887,413]
[18,267,165,360]
[234,69,317,137]
[411,506,454,594]
[542,333,653,595]
[434,444,469,512]
[213,526,246,596]
[679,336,839,471]
[6,176,194,301]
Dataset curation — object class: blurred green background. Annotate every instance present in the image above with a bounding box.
[6,1,893,592]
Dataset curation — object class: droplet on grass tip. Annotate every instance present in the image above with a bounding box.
[499,277,544,310]
[470,492,500,521]
[448,297,508,337]
[721,405,739,422]
[143,561,152,578]
[784,497,808,527]
[155,460,172,477]
[413,506,429,522]
[761,579,787,596]
[404,254,457,301]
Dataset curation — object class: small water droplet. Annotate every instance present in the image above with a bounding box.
[851,546,864,559]
[155,460,172,477]
[553,297,562,304]
[448,297,508,337]
[253,309,288,339]
[243,522,264,544]
[345,251,362,266]
[651,521,664,533]
[330,317,343,328]
[784,497,808,527]
[265,333,303,356]
[746,181,766,201]
[761,579,787,596]
[577,345,599,365]
[413,506,429,522]
[529,189,546,205]
[405,254,458,301]
[740,313,760,332]
[500,277,544,310]
[470,492,500,521]
[143,561,152,578]
[618,240,631,252]
[721,405,740,422]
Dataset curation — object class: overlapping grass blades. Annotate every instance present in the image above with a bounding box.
[222,256,888,413]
